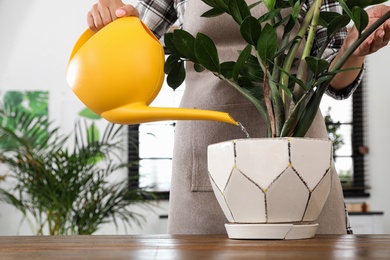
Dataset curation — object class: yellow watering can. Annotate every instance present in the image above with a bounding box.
[66,17,238,125]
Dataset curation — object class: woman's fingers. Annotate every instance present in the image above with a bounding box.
[87,0,137,32]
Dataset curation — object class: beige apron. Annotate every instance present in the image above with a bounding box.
[167,0,348,234]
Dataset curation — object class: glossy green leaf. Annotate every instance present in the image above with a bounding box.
[263,0,276,11]
[164,33,183,57]
[258,8,281,23]
[194,63,206,73]
[257,24,277,63]
[291,0,300,21]
[276,0,293,8]
[233,45,252,81]
[352,7,369,35]
[327,14,350,37]
[164,54,180,74]
[240,16,261,45]
[345,0,380,9]
[350,0,372,8]
[289,73,309,91]
[282,16,297,37]
[213,0,230,13]
[173,30,198,62]
[238,77,264,101]
[319,11,343,27]
[194,33,220,72]
[241,55,264,82]
[248,1,261,10]
[166,60,186,90]
[202,0,218,8]
[273,14,291,30]
[220,61,235,79]
[229,0,251,25]
[305,57,330,76]
[201,7,225,17]
[338,0,353,18]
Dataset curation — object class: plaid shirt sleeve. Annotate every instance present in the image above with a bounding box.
[303,0,364,100]
[136,0,185,39]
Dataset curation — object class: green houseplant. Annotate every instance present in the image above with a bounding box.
[163,0,390,239]
[0,105,153,235]
[164,0,390,138]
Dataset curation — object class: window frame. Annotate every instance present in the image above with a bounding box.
[127,124,171,200]
[343,82,369,197]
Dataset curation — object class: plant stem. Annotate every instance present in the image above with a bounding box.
[277,3,318,136]
[292,0,322,104]
[256,53,279,137]
[280,3,315,92]
[263,70,276,137]
[301,0,322,59]
[280,88,313,137]
[217,73,272,136]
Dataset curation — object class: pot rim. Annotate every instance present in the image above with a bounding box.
[209,137,331,147]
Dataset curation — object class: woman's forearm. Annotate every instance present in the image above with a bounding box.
[328,43,365,91]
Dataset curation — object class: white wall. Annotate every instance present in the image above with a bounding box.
[362,42,390,233]
[0,0,171,236]
[0,0,88,118]
[1,0,390,235]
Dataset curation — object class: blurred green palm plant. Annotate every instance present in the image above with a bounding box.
[0,105,153,235]
[164,0,390,137]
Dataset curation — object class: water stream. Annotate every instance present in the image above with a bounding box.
[238,122,251,138]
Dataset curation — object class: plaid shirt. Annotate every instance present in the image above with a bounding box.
[136,0,363,100]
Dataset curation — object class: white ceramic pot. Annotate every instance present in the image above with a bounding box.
[207,137,333,240]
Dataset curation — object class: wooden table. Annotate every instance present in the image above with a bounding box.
[1,234,389,259]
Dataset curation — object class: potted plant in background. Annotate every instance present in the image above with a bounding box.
[164,0,390,239]
[324,107,344,155]
[0,104,153,235]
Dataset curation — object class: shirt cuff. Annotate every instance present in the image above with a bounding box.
[322,48,365,100]
[326,62,365,100]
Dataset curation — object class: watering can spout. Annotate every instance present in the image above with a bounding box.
[101,104,238,125]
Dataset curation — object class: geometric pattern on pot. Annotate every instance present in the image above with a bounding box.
[224,168,266,223]
[289,138,332,191]
[303,169,332,221]
[210,176,234,222]
[235,138,289,190]
[208,138,332,224]
[207,141,235,192]
[266,167,309,222]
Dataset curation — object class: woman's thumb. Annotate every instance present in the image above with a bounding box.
[115,5,140,18]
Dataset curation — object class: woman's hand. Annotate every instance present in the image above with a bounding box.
[87,0,140,32]
[345,4,390,56]
[330,5,390,90]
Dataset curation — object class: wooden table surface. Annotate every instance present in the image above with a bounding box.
[0,234,389,259]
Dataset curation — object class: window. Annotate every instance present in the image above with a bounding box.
[127,78,184,199]
[320,82,369,198]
